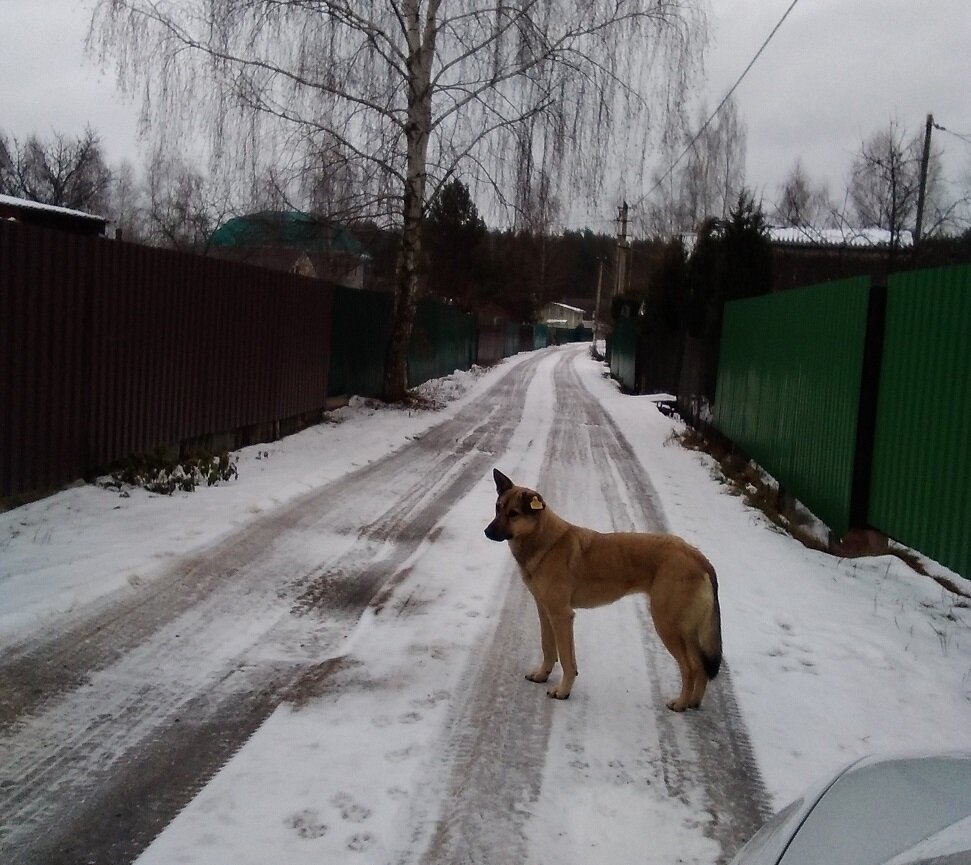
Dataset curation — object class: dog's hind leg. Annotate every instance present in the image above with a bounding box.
[688,664,709,709]
[525,600,557,684]
[653,622,703,712]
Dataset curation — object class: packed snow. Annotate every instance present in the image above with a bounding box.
[1,345,969,864]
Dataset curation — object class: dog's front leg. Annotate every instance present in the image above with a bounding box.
[525,600,557,684]
[546,607,577,699]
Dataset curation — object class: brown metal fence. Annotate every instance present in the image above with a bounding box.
[2,221,333,500]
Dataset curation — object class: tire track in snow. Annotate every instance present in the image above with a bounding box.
[558,350,772,861]
[0,351,551,865]
[408,350,569,865]
[409,345,769,864]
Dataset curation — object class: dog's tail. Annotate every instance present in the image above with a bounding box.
[700,567,723,681]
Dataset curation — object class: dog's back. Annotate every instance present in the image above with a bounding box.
[575,529,722,682]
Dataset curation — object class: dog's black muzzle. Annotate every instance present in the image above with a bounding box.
[484,520,510,542]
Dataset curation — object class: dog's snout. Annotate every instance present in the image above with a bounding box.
[484,520,508,542]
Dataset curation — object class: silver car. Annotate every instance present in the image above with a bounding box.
[729,753,971,865]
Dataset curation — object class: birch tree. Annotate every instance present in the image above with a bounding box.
[643,96,746,237]
[92,0,705,400]
[848,121,923,249]
[773,158,836,230]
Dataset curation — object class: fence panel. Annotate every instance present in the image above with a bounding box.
[327,287,394,399]
[714,278,871,535]
[868,265,971,578]
[533,324,550,350]
[476,326,504,366]
[409,299,477,386]
[609,315,637,392]
[83,239,334,458]
[1,221,334,500]
[503,322,522,358]
[0,225,88,497]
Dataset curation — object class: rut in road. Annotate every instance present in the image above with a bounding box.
[411,347,770,865]
[0,351,550,865]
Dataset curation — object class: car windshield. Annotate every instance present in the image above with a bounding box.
[779,756,971,865]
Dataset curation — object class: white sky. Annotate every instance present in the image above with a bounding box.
[1,0,969,224]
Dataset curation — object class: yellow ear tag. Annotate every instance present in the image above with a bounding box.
[530,496,544,511]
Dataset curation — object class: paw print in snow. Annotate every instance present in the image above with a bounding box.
[332,791,373,823]
[348,832,376,852]
[286,809,328,839]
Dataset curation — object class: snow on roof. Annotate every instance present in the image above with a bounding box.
[0,194,107,223]
[768,225,913,248]
[678,225,913,254]
[548,301,586,314]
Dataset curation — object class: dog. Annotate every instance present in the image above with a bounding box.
[484,469,721,711]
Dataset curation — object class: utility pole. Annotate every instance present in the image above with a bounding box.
[614,201,630,297]
[592,256,604,351]
[914,113,933,246]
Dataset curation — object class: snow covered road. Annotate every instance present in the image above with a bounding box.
[2,343,968,865]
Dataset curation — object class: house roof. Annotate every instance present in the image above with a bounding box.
[209,211,367,257]
[768,226,913,248]
[0,194,108,234]
[679,225,914,253]
[546,301,586,314]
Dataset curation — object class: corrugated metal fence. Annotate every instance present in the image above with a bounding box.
[713,265,970,578]
[714,278,871,536]
[409,298,478,387]
[1,221,495,502]
[609,314,638,392]
[2,221,334,500]
[868,266,970,580]
[327,286,393,399]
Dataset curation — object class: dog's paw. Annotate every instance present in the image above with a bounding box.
[547,687,571,700]
[666,698,693,712]
[525,670,550,683]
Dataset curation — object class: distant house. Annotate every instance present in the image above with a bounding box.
[539,301,589,329]
[0,194,108,236]
[209,211,370,289]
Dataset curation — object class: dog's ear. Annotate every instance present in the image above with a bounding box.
[493,469,514,495]
[523,491,545,512]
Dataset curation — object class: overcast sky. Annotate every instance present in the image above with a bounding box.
[2,0,969,227]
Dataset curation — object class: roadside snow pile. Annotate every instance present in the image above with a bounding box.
[413,365,490,406]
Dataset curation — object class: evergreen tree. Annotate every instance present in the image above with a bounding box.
[424,179,487,308]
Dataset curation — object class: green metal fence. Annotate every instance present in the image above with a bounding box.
[714,278,871,535]
[408,298,477,386]
[327,287,394,399]
[533,323,550,350]
[868,265,971,578]
[328,288,476,399]
[610,315,638,392]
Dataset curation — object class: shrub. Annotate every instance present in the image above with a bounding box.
[105,448,238,495]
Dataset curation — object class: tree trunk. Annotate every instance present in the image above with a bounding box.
[382,0,439,403]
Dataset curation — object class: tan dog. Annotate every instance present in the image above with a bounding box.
[484,469,722,711]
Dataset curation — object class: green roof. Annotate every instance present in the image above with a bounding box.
[210,211,366,257]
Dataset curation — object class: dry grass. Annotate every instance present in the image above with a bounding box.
[673,427,830,555]
[669,426,945,582]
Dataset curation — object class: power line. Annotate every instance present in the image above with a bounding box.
[633,0,802,210]
[933,122,971,146]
